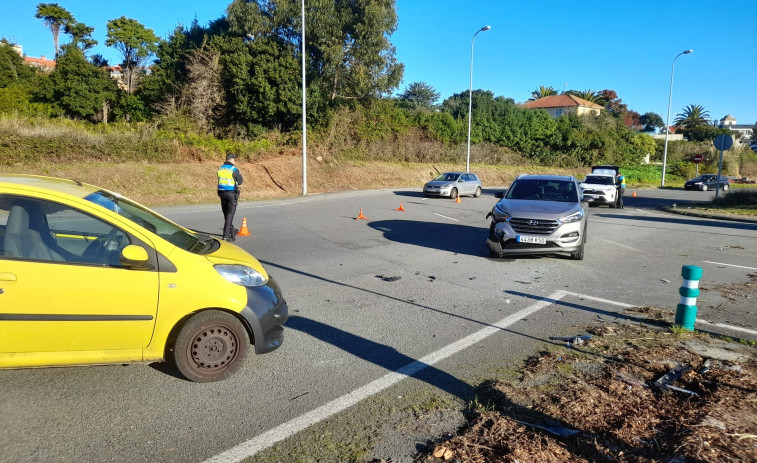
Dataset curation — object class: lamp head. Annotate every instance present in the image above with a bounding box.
[481,25,491,31]
[683,49,693,54]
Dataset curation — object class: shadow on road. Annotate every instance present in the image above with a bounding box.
[261,260,546,344]
[287,315,476,399]
[368,219,487,256]
[594,212,757,232]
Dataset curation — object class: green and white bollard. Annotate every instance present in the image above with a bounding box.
[674,265,703,331]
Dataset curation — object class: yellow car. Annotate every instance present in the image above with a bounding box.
[0,174,288,382]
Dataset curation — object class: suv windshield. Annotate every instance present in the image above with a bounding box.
[84,190,215,254]
[583,176,614,185]
[506,179,578,202]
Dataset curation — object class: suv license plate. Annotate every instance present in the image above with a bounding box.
[517,236,547,244]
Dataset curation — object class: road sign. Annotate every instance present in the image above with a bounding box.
[692,154,704,164]
[713,134,733,151]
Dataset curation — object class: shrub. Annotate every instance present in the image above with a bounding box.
[712,189,757,207]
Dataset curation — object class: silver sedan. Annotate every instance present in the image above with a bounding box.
[423,172,482,199]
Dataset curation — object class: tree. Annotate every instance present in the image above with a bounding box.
[35,3,74,57]
[674,104,711,129]
[0,40,36,88]
[678,124,729,142]
[397,81,440,110]
[622,110,642,131]
[226,0,404,105]
[181,45,225,131]
[136,24,198,115]
[599,89,628,117]
[48,44,117,120]
[566,89,600,104]
[64,21,97,52]
[219,34,301,132]
[639,112,664,132]
[105,17,160,93]
[528,85,557,101]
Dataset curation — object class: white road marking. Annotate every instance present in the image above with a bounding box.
[433,212,459,222]
[597,238,639,252]
[562,291,635,308]
[702,261,757,271]
[696,319,757,336]
[202,291,564,463]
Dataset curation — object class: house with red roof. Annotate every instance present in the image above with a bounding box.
[23,55,56,72]
[523,94,603,118]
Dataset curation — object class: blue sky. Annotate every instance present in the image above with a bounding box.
[2,0,756,125]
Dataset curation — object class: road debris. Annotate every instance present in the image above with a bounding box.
[549,334,592,347]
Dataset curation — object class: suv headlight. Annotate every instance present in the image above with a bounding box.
[215,264,268,287]
[491,203,511,222]
[558,210,584,224]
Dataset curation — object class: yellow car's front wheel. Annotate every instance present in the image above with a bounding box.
[173,310,249,382]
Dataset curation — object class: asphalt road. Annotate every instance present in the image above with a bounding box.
[1,187,755,463]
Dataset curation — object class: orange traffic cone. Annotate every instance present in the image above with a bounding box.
[237,217,251,236]
[395,202,406,211]
[455,195,461,204]
[632,190,637,197]
[355,209,368,220]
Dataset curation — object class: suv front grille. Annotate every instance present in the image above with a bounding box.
[509,218,559,235]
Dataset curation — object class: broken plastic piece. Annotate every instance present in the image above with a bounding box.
[514,419,580,437]
[665,384,699,396]
[653,364,691,390]
[549,334,592,347]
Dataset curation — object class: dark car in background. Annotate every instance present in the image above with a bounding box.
[684,174,730,191]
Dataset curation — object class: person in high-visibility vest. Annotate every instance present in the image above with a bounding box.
[217,152,244,241]
[616,173,626,209]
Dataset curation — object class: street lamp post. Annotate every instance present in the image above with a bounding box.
[466,25,490,173]
[301,0,307,195]
[661,49,692,187]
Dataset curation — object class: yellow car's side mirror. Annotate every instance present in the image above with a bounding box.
[119,245,152,269]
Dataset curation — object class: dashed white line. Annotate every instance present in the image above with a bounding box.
[597,238,639,252]
[433,212,459,222]
[562,291,635,308]
[702,261,757,271]
[697,319,757,336]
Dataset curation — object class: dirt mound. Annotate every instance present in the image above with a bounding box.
[418,324,757,463]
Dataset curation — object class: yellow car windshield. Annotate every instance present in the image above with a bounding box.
[84,191,211,253]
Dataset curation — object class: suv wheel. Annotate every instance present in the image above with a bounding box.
[701,184,708,191]
[722,184,729,191]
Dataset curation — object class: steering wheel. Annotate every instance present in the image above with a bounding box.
[82,229,125,264]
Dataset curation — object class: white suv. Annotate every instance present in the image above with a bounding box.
[579,174,618,207]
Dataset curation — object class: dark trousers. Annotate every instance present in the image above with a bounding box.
[218,190,238,238]
[617,187,624,209]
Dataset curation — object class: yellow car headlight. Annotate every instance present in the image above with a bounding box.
[215,264,268,287]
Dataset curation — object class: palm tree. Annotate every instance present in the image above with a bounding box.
[528,85,557,101]
[566,89,600,104]
[35,3,74,57]
[674,104,711,129]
